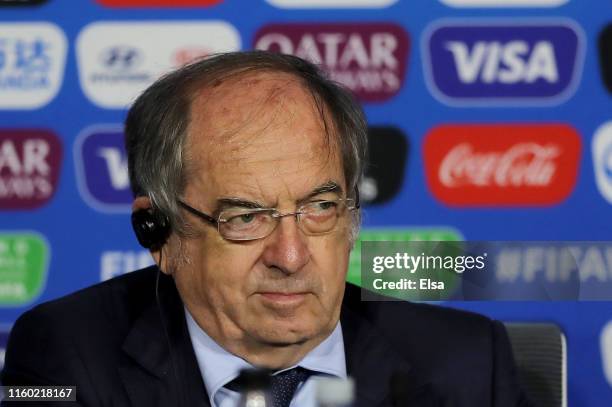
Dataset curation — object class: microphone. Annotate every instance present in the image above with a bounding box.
[233,368,274,407]
[314,376,355,407]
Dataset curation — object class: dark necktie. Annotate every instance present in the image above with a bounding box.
[269,367,311,407]
[225,367,311,407]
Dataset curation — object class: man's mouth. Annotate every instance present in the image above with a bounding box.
[257,291,309,306]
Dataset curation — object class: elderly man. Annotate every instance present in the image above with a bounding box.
[2,52,531,407]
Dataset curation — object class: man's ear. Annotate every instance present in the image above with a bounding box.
[131,196,171,272]
[132,196,151,212]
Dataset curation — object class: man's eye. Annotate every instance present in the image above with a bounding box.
[316,201,337,211]
[227,213,258,225]
[239,213,255,223]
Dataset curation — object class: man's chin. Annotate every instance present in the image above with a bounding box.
[247,317,325,345]
[253,324,314,346]
[245,299,337,347]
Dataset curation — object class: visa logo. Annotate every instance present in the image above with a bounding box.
[446,41,558,84]
[423,20,584,106]
[74,126,132,212]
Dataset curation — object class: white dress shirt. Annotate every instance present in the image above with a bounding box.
[185,308,347,407]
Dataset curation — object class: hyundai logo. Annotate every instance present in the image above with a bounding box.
[99,46,142,71]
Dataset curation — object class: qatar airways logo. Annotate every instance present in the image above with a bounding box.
[0,130,62,209]
[423,20,585,106]
[423,124,581,206]
[254,23,410,102]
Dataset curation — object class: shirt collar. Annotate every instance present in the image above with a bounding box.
[185,307,346,403]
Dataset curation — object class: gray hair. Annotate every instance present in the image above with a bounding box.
[125,51,367,240]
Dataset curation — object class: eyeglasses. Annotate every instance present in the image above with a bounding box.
[177,197,360,241]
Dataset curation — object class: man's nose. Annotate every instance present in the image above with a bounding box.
[261,215,311,274]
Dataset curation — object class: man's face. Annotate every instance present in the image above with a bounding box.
[169,71,352,361]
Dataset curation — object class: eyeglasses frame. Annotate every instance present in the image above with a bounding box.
[177,188,360,241]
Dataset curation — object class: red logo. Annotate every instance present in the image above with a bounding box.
[253,23,410,103]
[423,124,581,206]
[0,130,62,210]
[96,0,222,6]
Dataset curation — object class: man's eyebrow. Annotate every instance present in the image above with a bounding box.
[216,198,265,211]
[301,181,343,202]
[214,181,343,212]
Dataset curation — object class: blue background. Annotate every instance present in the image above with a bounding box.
[0,0,611,405]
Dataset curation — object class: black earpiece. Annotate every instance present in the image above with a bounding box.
[131,209,171,250]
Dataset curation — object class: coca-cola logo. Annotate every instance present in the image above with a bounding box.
[439,143,560,187]
[253,23,410,102]
[423,124,581,206]
[0,130,62,210]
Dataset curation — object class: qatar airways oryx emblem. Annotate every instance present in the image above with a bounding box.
[422,20,585,106]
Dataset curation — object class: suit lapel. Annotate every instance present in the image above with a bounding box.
[119,271,210,407]
[117,275,438,407]
[341,303,439,407]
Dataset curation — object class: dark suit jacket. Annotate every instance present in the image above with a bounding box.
[1,266,532,406]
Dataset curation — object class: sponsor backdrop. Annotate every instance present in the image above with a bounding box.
[0,0,611,404]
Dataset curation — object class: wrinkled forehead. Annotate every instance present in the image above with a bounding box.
[185,70,342,180]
